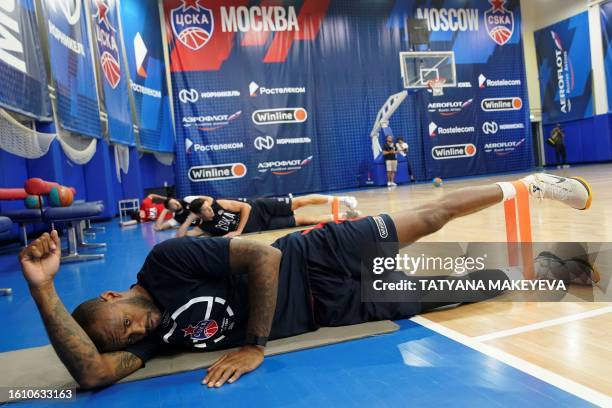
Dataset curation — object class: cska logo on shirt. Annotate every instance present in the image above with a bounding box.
[171,0,214,51]
[182,319,219,340]
[93,0,121,88]
[162,296,234,349]
[484,0,514,46]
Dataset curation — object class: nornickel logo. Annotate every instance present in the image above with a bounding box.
[254,136,275,150]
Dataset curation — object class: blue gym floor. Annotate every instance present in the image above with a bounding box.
[0,221,592,407]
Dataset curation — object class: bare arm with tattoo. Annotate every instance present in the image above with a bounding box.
[20,232,142,388]
[202,239,281,388]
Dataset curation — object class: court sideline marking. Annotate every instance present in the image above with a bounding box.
[471,305,612,342]
[411,315,612,407]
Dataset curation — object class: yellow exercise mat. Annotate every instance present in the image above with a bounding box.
[0,321,399,402]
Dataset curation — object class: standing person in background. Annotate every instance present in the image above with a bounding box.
[549,123,568,169]
[383,135,398,187]
[396,137,415,182]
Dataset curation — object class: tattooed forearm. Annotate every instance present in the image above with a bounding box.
[30,285,140,388]
[107,351,142,378]
[31,285,102,385]
[229,240,281,339]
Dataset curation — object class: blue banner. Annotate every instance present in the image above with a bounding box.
[601,1,612,111]
[0,0,51,120]
[41,0,101,138]
[163,0,532,197]
[90,0,134,145]
[120,0,174,152]
[390,0,532,181]
[535,12,593,124]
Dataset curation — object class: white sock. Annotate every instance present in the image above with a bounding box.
[495,182,517,201]
[329,196,351,205]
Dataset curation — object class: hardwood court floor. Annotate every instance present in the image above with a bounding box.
[249,163,612,403]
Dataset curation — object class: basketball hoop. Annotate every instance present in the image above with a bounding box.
[427,78,446,96]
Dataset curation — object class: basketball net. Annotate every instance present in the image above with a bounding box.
[427,78,446,96]
[0,109,55,159]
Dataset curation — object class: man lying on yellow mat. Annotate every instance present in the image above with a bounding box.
[19,174,593,390]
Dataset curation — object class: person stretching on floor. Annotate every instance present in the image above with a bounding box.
[176,195,360,238]
[19,174,594,390]
[153,194,358,234]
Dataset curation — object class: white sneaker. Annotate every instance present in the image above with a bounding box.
[341,196,358,210]
[387,182,392,187]
[521,173,593,210]
[390,182,398,187]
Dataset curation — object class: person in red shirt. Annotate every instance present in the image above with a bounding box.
[130,195,174,223]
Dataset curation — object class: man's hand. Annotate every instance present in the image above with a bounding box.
[19,231,61,289]
[223,231,242,238]
[202,346,264,388]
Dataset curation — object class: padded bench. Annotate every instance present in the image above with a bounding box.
[43,203,105,263]
[0,216,12,241]
[0,209,43,246]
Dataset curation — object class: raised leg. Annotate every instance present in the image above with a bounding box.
[391,184,504,245]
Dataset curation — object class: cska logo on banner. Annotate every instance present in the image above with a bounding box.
[94,0,121,88]
[171,0,214,51]
[485,0,514,46]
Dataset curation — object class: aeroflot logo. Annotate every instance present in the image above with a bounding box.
[252,108,308,125]
[188,163,247,182]
[432,144,477,160]
[428,99,473,116]
[415,8,479,32]
[552,31,573,114]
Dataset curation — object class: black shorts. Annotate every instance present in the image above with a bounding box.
[292,214,417,326]
[244,197,296,233]
[282,215,507,326]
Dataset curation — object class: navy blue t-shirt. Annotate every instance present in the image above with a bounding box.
[125,236,315,362]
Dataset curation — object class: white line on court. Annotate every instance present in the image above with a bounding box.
[471,305,612,342]
[411,315,612,407]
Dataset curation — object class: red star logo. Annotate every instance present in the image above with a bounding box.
[182,324,197,337]
[95,0,111,30]
[490,0,505,12]
[182,0,201,11]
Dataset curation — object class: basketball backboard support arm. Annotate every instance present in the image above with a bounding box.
[370,90,408,159]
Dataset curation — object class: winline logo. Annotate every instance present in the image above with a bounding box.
[188,163,247,182]
[252,108,308,125]
[432,144,477,160]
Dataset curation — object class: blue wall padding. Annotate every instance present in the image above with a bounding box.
[139,153,175,191]
[543,113,612,165]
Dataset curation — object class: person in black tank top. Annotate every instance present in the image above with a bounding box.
[175,195,363,238]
